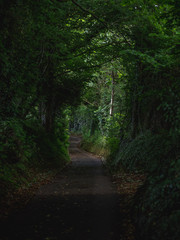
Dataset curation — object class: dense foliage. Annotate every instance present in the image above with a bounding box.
[69,1,180,239]
[0,0,101,195]
[1,0,180,239]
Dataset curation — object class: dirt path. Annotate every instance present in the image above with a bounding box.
[1,136,123,240]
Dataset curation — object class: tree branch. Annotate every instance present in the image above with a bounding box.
[71,0,132,47]
[59,42,118,61]
[71,0,107,28]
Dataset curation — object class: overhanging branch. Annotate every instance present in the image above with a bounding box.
[71,0,107,27]
[71,0,132,47]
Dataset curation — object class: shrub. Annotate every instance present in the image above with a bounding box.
[108,131,180,240]
[81,130,109,157]
[0,118,70,199]
[133,158,180,240]
[112,131,176,172]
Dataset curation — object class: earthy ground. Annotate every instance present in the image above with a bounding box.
[1,136,144,240]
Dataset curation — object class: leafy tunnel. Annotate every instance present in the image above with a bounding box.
[0,1,180,240]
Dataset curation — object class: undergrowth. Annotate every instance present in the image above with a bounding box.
[81,130,120,159]
[111,131,177,172]
[109,131,180,240]
[81,131,108,157]
[81,130,180,240]
[0,118,69,203]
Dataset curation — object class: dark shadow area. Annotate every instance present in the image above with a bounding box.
[0,136,126,240]
[1,192,125,240]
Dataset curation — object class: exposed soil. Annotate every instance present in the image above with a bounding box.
[0,136,143,240]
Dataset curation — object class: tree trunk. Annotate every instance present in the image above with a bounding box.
[131,98,139,139]
[110,71,116,117]
[44,100,55,133]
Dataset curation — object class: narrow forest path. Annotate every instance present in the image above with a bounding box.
[1,136,125,240]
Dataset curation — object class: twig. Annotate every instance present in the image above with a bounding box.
[71,0,132,46]
[71,0,107,28]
